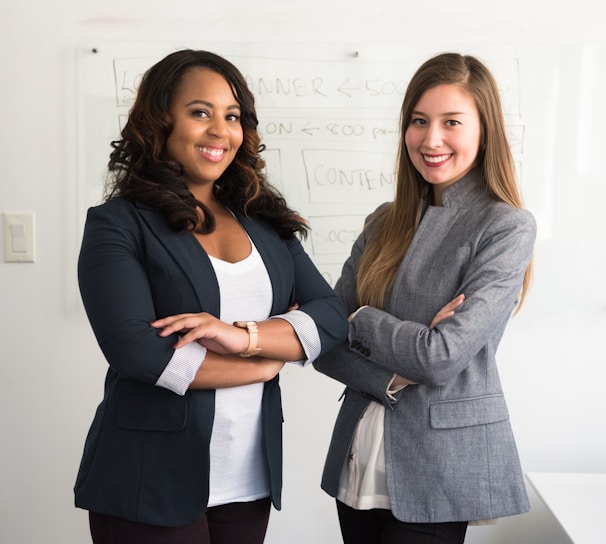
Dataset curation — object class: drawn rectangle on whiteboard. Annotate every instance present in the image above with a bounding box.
[309,215,364,257]
[303,149,395,204]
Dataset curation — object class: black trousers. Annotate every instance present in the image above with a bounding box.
[89,497,271,544]
[337,500,468,544]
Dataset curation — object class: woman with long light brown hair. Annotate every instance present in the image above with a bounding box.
[315,52,535,544]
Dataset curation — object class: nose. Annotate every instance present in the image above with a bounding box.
[424,124,443,148]
[208,116,229,138]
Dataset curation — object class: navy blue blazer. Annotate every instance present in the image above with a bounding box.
[74,197,347,527]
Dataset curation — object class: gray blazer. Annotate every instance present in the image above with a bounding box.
[314,170,536,523]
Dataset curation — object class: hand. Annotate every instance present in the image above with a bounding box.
[429,294,465,329]
[392,374,416,387]
[151,312,248,353]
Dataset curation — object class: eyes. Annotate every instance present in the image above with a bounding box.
[190,108,241,123]
[410,117,462,128]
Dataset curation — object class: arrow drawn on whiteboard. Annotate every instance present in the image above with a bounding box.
[301,122,321,136]
[337,79,361,97]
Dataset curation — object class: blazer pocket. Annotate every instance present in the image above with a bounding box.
[117,391,188,432]
[429,394,509,429]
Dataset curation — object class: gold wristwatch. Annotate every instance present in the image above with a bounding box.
[233,321,261,357]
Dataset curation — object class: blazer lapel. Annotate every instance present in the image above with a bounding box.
[136,204,221,315]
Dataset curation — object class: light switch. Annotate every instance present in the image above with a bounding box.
[4,212,35,262]
[11,223,27,252]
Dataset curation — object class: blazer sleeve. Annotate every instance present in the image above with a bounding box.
[348,207,537,386]
[285,235,349,356]
[78,203,176,384]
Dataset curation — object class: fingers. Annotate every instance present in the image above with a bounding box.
[443,294,465,312]
[439,294,465,315]
[151,313,197,331]
[430,294,465,329]
[151,313,217,340]
[173,330,204,349]
[156,314,249,353]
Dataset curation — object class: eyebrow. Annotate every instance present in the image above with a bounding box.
[184,99,241,111]
[411,109,468,116]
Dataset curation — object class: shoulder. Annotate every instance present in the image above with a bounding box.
[86,197,136,221]
[82,198,154,248]
[468,202,537,262]
[85,198,168,229]
[485,201,536,235]
[365,202,391,224]
[462,187,536,232]
[360,201,391,238]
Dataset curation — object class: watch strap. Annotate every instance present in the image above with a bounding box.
[233,321,261,357]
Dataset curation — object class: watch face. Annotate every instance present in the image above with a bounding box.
[234,321,245,328]
[234,321,256,328]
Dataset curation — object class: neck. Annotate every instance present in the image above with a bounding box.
[188,182,218,207]
[431,187,443,207]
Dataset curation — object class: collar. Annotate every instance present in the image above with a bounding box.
[436,169,486,208]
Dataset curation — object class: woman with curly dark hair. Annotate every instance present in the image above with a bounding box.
[74,49,347,544]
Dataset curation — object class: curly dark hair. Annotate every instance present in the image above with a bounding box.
[106,49,308,239]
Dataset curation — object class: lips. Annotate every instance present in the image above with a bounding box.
[423,153,452,165]
[196,145,226,162]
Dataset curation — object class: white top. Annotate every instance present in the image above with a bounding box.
[337,400,391,509]
[206,244,273,506]
[337,379,405,510]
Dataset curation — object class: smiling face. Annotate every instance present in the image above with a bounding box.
[165,67,243,200]
[404,83,482,203]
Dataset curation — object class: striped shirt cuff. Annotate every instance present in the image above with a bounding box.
[270,309,321,366]
[386,374,408,403]
[155,341,207,396]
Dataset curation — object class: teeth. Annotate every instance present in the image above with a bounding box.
[424,154,450,163]
[197,146,224,157]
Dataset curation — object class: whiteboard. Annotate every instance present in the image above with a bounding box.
[77,41,606,285]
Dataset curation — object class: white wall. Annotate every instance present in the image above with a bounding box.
[1,2,605,543]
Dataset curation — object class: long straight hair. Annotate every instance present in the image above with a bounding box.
[356,53,532,309]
